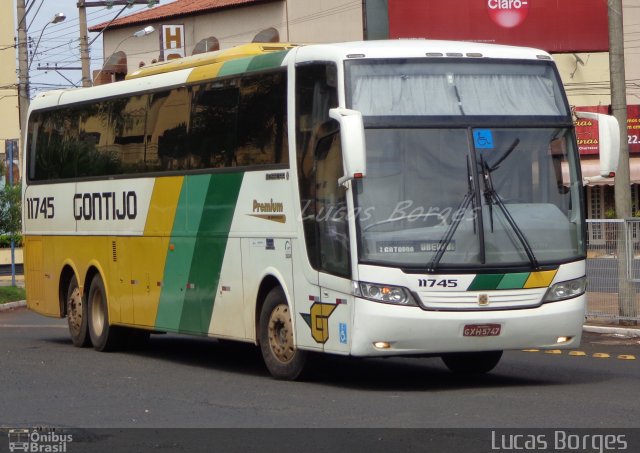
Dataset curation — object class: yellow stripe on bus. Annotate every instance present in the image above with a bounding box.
[523,270,558,289]
[187,62,225,84]
[144,176,184,236]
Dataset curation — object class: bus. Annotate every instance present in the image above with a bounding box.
[23,40,619,380]
[8,429,29,452]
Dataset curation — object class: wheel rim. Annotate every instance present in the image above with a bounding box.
[67,287,83,334]
[267,304,295,363]
[90,286,105,337]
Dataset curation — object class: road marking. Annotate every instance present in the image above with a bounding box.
[521,349,634,361]
[0,324,66,328]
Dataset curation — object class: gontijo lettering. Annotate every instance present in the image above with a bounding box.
[73,191,137,221]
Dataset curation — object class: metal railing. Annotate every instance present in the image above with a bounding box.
[586,219,640,323]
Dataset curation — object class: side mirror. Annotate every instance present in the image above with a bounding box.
[575,111,620,179]
[329,108,366,185]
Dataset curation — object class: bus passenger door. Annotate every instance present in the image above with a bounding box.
[293,122,353,354]
[315,129,352,355]
[293,62,351,354]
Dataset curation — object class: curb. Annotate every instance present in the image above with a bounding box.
[0,300,26,312]
[583,325,640,338]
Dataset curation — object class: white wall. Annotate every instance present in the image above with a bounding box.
[102,0,364,75]
[0,2,20,159]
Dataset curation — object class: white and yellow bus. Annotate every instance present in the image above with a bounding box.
[23,40,619,379]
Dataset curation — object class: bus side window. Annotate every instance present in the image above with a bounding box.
[236,71,288,166]
[33,108,82,180]
[110,95,149,174]
[147,88,191,171]
[77,101,117,178]
[190,80,239,169]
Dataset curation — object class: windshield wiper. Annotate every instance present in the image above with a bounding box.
[428,156,475,272]
[480,151,540,270]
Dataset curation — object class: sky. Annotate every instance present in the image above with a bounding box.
[21,0,177,97]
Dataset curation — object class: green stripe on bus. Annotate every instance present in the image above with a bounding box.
[497,272,530,290]
[178,172,244,334]
[217,57,253,77]
[467,274,505,291]
[247,51,289,72]
[155,176,210,331]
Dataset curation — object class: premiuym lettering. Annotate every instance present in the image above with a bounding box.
[73,191,137,221]
[253,199,284,213]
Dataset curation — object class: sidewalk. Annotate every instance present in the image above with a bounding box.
[0,273,25,288]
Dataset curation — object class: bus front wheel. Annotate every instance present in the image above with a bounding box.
[259,287,307,380]
[441,350,503,374]
[66,275,90,347]
[87,273,123,352]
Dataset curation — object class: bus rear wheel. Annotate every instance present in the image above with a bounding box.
[441,351,503,374]
[259,287,307,380]
[66,275,90,347]
[87,273,124,352]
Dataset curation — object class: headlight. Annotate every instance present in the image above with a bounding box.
[355,281,417,306]
[543,276,587,302]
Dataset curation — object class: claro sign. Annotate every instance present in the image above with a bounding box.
[388,0,608,52]
[486,0,529,28]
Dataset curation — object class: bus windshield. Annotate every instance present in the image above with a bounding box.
[346,59,568,117]
[346,59,582,270]
[353,127,583,269]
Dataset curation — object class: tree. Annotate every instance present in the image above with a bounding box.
[0,184,21,244]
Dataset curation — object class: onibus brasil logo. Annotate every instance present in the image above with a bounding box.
[7,429,72,452]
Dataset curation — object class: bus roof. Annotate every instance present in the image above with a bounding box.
[126,42,297,80]
[28,40,553,113]
[293,40,552,64]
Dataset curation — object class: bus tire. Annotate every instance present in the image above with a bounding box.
[87,273,123,352]
[259,287,307,380]
[66,275,90,347]
[441,350,503,374]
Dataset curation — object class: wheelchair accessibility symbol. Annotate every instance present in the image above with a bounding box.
[473,129,494,149]
[339,323,348,344]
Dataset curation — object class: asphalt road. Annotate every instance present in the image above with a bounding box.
[0,308,638,432]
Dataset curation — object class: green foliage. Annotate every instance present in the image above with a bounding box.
[0,286,26,304]
[0,234,22,248]
[0,184,21,243]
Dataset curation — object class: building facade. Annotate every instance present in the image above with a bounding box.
[0,1,20,186]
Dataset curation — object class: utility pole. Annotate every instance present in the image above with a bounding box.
[78,1,92,87]
[608,0,636,325]
[78,1,158,87]
[16,0,29,170]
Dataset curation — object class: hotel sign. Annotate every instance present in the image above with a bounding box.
[160,24,186,60]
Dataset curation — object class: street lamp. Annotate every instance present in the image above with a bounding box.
[94,26,156,84]
[28,13,67,70]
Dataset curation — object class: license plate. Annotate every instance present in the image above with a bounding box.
[463,323,501,337]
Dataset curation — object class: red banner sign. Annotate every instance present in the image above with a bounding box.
[575,105,640,155]
[574,106,608,156]
[388,0,609,53]
[629,105,640,154]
